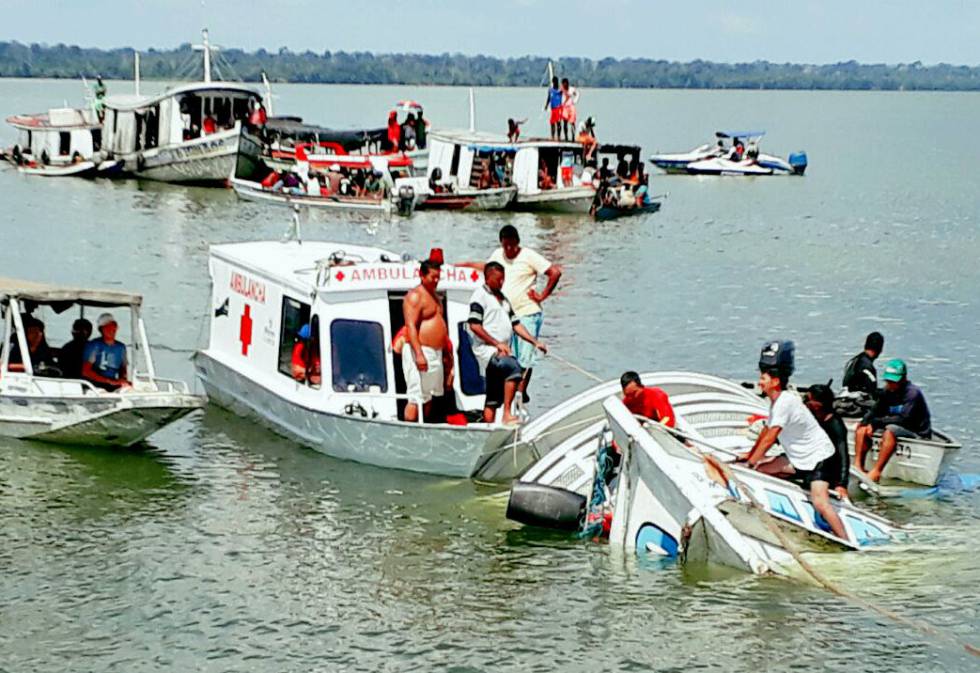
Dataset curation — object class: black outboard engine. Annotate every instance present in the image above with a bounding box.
[759,339,795,376]
[506,482,587,531]
[396,184,416,217]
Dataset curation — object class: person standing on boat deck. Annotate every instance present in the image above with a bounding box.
[458,225,562,403]
[387,111,401,152]
[402,258,452,423]
[853,359,931,483]
[415,109,428,149]
[737,340,848,540]
[620,372,676,428]
[466,263,547,425]
[544,76,564,141]
[290,324,321,386]
[804,383,851,500]
[82,313,129,391]
[93,76,107,122]
[842,331,884,398]
[58,318,93,380]
[560,78,579,142]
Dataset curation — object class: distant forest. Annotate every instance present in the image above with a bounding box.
[2,41,980,90]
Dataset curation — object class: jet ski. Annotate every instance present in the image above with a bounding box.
[651,131,807,176]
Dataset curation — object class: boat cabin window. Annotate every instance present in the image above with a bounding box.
[330,319,387,393]
[449,144,461,177]
[277,297,311,380]
[59,132,70,156]
[470,150,512,189]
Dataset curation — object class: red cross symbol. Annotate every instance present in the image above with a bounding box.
[470,270,479,282]
[239,304,253,356]
[335,270,345,281]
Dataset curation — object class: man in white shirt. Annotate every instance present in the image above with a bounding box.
[459,225,562,404]
[466,262,547,425]
[738,340,848,540]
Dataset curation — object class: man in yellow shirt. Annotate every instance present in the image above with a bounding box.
[459,225,562,402]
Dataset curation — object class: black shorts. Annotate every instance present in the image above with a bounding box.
[793,453,843,490]
[484,355,523,408]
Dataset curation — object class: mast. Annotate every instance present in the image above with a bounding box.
[193,28,213,83]
[262,72,275,115]
[134,50,141,96]
[468,88,475,132]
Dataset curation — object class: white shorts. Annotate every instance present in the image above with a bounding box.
[402,346,444,405]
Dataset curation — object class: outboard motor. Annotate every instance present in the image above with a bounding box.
[759,339,795,376]
[506,482,587,531]
[396,184,416,217]
[788,151,808,175]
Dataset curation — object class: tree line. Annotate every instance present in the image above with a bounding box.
[2,41,979,91]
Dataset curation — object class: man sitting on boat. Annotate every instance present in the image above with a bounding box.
[853,359,932,483]
[737,340,848,540]
[620,371,676,427]
[58,318,93,380]
[466,262,547,426]
[7,316,56,375]
[803,383,851,500]
[82,313,130,391]
[842,331,884,398]
[401,254,454,423]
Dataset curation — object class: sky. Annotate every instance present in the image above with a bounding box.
[1,0,979,65]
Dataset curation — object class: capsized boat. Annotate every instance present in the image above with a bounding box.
[3,107,118,177]
[192,239,530,478]
[650,131,807,176]
[505,372,896,575]
[739,382,960,488]
[0,278,204,446]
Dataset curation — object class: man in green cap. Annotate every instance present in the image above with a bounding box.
[853,358,932,482]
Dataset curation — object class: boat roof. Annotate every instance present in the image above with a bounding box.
[211,241,484,295]
[6,110,99,131]
[0,277,142,307]
[105,82,260,111]
[597,143,642,155]
[431,129,585,151]
[716,130,766,139]
[265,117,387,149]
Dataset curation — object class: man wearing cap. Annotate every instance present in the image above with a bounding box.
[58,318,93,380]
[401,257,452,423]
[853,359,931,483]
[458,225,561,404]
[82,313,129,391]
[738,340,848,540]
[841,331,884,398]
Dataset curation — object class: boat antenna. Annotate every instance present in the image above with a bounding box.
[468,87,475,133]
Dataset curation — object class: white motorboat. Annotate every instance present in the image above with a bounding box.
[3,107,118,177]
[100,30,264,184]
[739,382,960,487]
[422,130,594,213]
[650,131,807,176]
[0,278,204,446]
[505,372,896,575]
[192,239,529,478]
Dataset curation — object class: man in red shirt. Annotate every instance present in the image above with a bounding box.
[620,371,675,427]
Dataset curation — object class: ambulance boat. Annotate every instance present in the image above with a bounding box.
[192,239,526,478]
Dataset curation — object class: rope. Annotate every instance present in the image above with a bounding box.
[578,435,613,539]
[546,352,604,384]
[662,422,980,659]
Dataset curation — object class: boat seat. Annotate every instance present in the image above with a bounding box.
[456,325,485,396]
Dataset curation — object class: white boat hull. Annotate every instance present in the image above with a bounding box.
[194,352,517,478]
[119,127,263,184]
[512,187,594,213]
[231,177,393,213]
[845,421,958,487]
[0,391,204,447]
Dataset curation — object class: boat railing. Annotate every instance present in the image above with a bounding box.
[132,374,191,395]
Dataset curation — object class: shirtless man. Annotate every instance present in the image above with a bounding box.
[402,259,453,423]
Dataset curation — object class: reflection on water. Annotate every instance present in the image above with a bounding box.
[1,81,979,671]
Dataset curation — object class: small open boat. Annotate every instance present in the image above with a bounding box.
[0,278,204,446]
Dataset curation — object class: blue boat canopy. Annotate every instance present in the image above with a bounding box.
[716,130,766,139]
[466,144,518,153]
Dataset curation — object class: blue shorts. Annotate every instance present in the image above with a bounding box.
[511,313,543,369]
